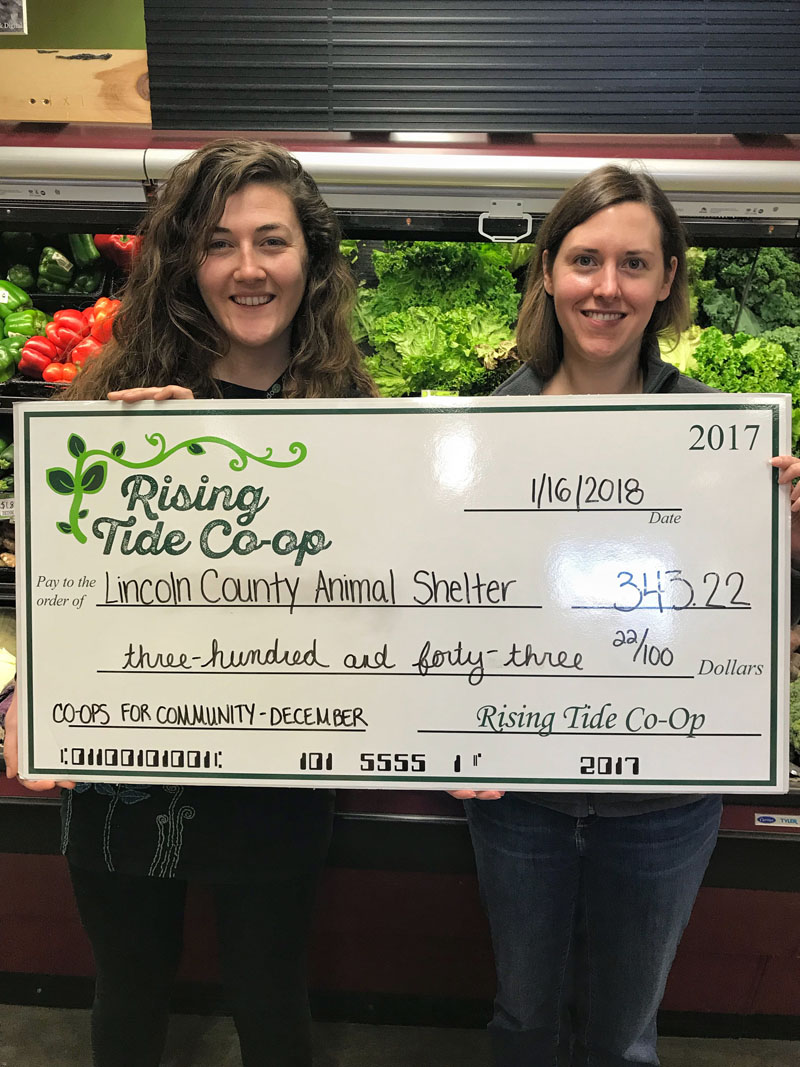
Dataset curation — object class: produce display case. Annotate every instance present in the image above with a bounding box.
[0,126,799,1034]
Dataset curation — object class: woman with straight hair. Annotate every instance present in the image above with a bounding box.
[5,137,376,1067]
[454,163,800,1066]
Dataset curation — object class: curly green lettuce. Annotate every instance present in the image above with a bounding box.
[790,677,800,757]
[687,327,800,445]
[658,325,703,375]
[364,305,517,395]
[356,240,523,396]
[369,241,521,322]
[760,327,800,367]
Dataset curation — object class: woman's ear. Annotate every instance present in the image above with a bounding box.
[658,255,678,302]
[542,250,554,296]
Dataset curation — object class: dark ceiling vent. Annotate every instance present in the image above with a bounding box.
[144,1,800,134]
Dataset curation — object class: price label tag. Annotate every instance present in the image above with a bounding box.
[0,181,147,204]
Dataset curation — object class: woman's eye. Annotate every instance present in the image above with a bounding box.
[207,239,229,251]
[263,237,285,248]
[627,257,644,270]
[575,255,594,267]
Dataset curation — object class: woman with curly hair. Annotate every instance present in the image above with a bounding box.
[5,138,376,1067]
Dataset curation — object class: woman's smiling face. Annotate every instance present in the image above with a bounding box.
[544,200,677,373]
[196,182,308,363]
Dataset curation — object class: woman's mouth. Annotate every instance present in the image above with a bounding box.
[231,295,274,306]
[581,310,625,321]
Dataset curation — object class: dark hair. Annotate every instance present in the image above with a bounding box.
[66,138,377,399]
[515,163,690,382]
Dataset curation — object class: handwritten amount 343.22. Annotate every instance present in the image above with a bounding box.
[612,569,749,612]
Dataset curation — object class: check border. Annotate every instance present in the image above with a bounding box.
[18,398,787,789]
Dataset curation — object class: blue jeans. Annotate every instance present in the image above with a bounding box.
[465,794,722,1067]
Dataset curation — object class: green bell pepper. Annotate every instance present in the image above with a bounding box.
[0,476,15,494]
[0,338,22,383]
[0,232,42,269]
[0,443,14,469]
[7,264,36,291]
[3,308,47,338]
[0,279,32,320]
[38,246,74,287]
[0,336,22,366]
[68,267,103,294]
[36,277,68,294]
[68,233,101,268]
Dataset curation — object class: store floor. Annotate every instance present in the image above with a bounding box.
[1,1007,799,1067]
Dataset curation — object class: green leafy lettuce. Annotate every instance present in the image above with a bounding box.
[760,326,800,367]
[658,325,703,375]
[355,241,522,395]
[790,677,800,758]
[687,327,800,444]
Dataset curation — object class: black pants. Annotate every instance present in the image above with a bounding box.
[69,863,321,1067]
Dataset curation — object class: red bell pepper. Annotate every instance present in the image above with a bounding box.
[44,308,91,360]
[43,362,79,384]
[70,336,104,367]
[94,234,141,270]
[18,342,52,378]
[20,335,58,362]
[93,297,119,317]
[90,297,121,344]
[53,308,90,338]
[45,321,80,361]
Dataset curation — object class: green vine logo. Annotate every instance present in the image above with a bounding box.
[46,431,307,543]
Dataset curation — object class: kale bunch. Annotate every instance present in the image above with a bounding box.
[693,247,800,333]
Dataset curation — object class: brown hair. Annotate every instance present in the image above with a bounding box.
[66,138,377,399]
[515,164,690,383]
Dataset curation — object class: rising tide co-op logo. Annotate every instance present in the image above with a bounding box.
[44,429,332,565]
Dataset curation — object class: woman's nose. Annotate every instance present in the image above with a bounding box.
[593,263,620,300]
[233,246,265,281]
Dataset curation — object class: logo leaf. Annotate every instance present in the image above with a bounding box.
[187,442,205,455]
[78,509,88,518]
[81,462,107,494]
[56,521,72,534]
[47,467,75,495]
[111,441,125,457]
[68,434,86,458]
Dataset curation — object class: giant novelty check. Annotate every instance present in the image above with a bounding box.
[16,395,791,791]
